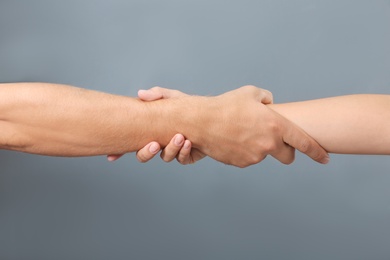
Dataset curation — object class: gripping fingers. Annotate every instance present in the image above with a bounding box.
[107,154,124,162]
[283,121,330,164]
[160,134,185,162]
[177,140,193,164]
[136,142,161,163]
[177,141,207,165]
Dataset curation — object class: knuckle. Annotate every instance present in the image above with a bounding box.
[234,160,247,168]
[264,89,273,98]
[177,154,186,164]
[298,139,312,154]
[243,84,256,89]
[160,153,173,163]
[240,153,266,167]
[312,150,324,161]
[254,154,267,164]
[262,89,273,102]
[180,159,190,165]
[283,155,295,165]
[237,164,246,169]
[248,154,260,165]
[268,120,280,133]
[176,158,184,164]
[178,153,189,162]
[265,141,278,153]
[136,153,149,163]
[241,85,258,93]
[258,139,278,154]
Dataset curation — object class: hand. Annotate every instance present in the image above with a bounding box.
[173,85,329,167]
[107,133,205,164]
[137,87,206,164]
[109,85,329,167]
[107,87,206,164]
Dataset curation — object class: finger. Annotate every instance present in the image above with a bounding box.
[177,140,192,164]
[259,88,273,104]
[136,142,161,163]
[282,121,330,164]
[189,148,207,164]
[138,86,186,101]
[160,134,185,162]
[176,141,207,165]
[107,154,124,162]
[270,142,296,165]
[138,89,164,101]
[238,85,273,104]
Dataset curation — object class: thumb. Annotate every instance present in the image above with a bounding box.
[259,88,273,104]
[238,85,273,104]
[138,86,187,101]
[138,88,163,101]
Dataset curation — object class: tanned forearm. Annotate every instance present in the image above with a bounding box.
[269,94,390,154]
[0,83,329,167]
[0,82,205,156]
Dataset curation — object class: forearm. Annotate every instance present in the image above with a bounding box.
[269,95,390,154]
[0,82,193,156]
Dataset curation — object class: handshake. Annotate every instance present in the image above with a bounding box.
[107,85,330,167]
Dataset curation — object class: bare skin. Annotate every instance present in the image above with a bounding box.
[270,95,390,154]
[0,83,329,167]
[109,88,207,164]
[133,88,390,164]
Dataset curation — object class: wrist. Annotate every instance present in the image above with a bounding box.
[154,95,214,149]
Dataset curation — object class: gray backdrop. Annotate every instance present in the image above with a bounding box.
[1,1,390,259]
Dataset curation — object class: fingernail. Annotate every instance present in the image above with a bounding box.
[183,140,191,149]
[138,89,147,94]
[107,156,115,162]
[149,143,159,154]
[322,156,330,164]
[174,135,184,146]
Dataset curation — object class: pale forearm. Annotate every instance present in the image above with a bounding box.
[0,83,184,156]
[269,95,390,154]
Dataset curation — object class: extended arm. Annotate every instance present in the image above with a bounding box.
[0,82,179,156]
[118,86,331,166]
[0,83,328,167]
[269,94,390,154]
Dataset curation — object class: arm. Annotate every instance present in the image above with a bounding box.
[0,82,179,156]
[116,86,330,166]
[0,83,328,167]
[268,94,390,154]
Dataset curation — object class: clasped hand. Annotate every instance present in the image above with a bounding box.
[108,85,329,167]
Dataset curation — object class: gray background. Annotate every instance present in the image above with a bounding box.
[1,0,390,259]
